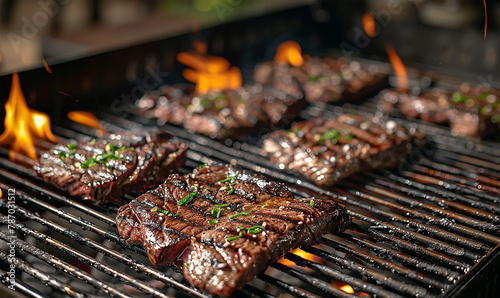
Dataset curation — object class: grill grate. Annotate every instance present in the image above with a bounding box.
[0,104,499,297]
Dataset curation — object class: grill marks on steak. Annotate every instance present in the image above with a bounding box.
[380,87,500,138]
[135,84,305,139]
[34,131,187,205]
[263,113,412,186]
[116,165,349,296]
[254,56,387,103]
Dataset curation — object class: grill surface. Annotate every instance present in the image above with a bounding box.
[0,96,499,297]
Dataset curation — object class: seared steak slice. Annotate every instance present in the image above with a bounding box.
[254,56,387,103]
[34,131,187,205]
[116,165,349,296]
[380,87,500,139]
[136,85,305,139]
[263,113,411,186]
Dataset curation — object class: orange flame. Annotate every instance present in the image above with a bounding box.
[277,248,324,266]
[362,12,376,37]
[42,59,52,74]
[483,0,487,40]
[385,44,408,91]
[67,111,106,136]
[274,41,304,67]
[0,73,58,161]
[177,52,242,94]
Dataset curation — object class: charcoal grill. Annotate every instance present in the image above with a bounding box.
[1,3,500,298]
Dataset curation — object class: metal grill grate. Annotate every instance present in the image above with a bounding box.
[0,104,499,297]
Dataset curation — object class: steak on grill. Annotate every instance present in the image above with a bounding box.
[135,84,305,139]
[116,165,350,296]
[254,56,387,103]
[380,86,500,139]
[34,130,187,205]
[263,113,412,186]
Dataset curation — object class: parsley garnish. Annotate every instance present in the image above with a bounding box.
[247,225,264,234]
[208,220,217,224]
[452,93,468,103]
[227,185,235,195]
[211,208,222,218]
[177,192,197,206]
[67,143,77,150]
[152,207,170,215]
[229,212,250,219]
[344,133,355,141]
[226,231,243,242]
[310,200,315,207]
[184,263,189,268]
[199,163,207,169]
[319,129,340,143]
[214,204,229,207]
[220,175,236,183]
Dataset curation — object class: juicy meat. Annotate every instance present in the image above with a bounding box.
[135,84,305,139]
[254,56,387,103]
[263,113,412,186]
[116,165,349,296]
[380,87,500,139]
[34,130,187,205]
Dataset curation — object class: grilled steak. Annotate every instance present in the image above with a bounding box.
[34,131,187,205]
[254,56,387,103]
[116,165,349,296]
[136,84,305,139]
[263,113,412,186]
[380,87,500,138]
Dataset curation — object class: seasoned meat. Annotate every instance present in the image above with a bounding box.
[116,165,349,296]
[380,87,500,139]
[254,56,387,103]
[34,131,187,205]
[135,84,305,139]
[263,113,412,186]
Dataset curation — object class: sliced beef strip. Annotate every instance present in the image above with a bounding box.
[263,113,412,186]
[116,165,349,296]
[34,130,187,205]
[135,85,305,139]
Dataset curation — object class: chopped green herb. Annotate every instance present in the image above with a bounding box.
[81,157,97,168]
[310,200,315,207]
[199,163,207,169]
[211,208,222,218]
[319,129,340,143]
[226,231,243,242]
[89,139,96,145]
[152,207,170,215]
[117,146,127,151]
[344,133,355,141]
[477,93,490,101]
[184,263,189,268]
[174,213,179,216]
[348,109,357,116]
[107,143,115,152]
[67,143,77,150]
[227,185,235,195]
[247,225,264,234]
[177,192,197,206]
[220,175,236,183]
[208,220,217,224]
[230,212,250,219]
[214,204,229,207]
[308,75,319,82]
[452,93,468,103]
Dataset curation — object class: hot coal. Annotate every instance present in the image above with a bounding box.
[136,84,305,139]
[263,113,412,186]
[34,130,187,205]
[116,165,349,296]
[254,56,387,103]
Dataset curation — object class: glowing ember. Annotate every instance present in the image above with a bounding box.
[385,44,408,91]
[274,41,304,67]
[362,12,376,37]
[67,111,106,136]
[0,73,57,161]
[483,0,487,40]
[277,248,324,267]
[339,284,355,294]
[42,59,52,74]
[177,52,242,94]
